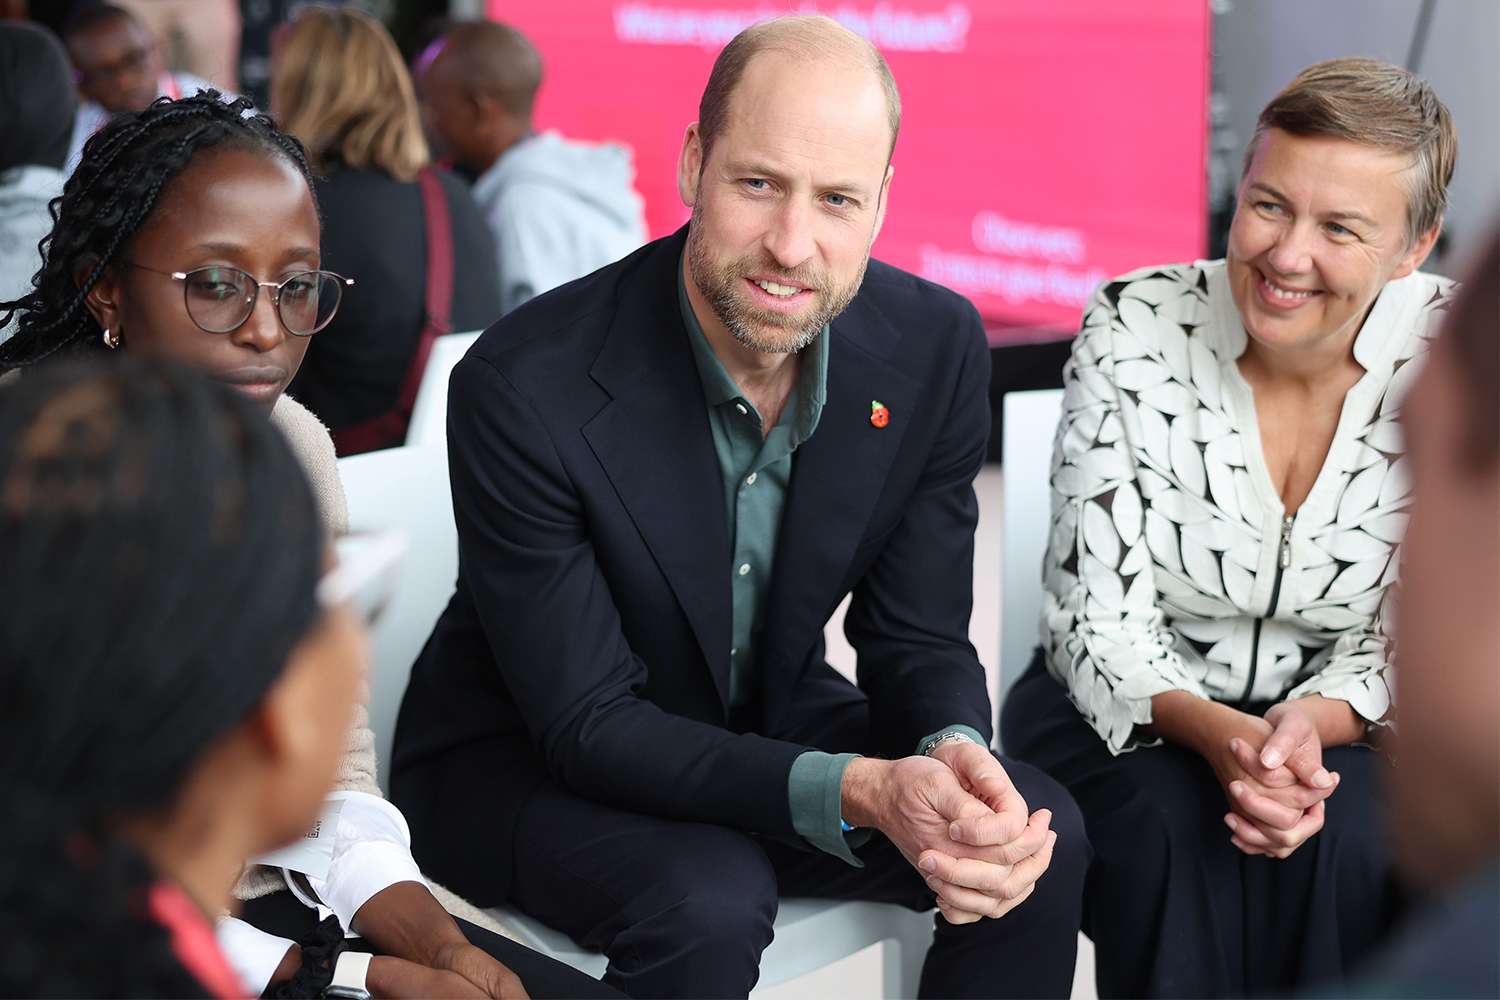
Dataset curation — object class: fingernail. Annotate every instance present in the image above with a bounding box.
[1312,769,1333,788]
[920,856,937,873]
[1261,749,1283,768]
[949,822,962,841]
[1224,814,1237,831]
[1230,781,1245,797]
[926,876,941,890]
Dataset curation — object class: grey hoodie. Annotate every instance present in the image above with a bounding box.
[0,165,64,333]
[472,131,648,315]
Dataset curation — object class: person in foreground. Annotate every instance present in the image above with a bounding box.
[0,91,617,1000]
[1348,225,1498,998]
[0,358,361,998]
[1002,57,1457,996]
[392,15,1087,999]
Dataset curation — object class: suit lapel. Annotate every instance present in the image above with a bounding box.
[582,234,733,705]
[759,298,920,728]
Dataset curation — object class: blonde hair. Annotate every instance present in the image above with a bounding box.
[272,8,428,182]
[1246,57,1456,240]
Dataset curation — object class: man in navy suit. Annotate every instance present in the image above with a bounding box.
[391,15,1087,998]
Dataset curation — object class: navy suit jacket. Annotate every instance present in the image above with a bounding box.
[390,227,994,903]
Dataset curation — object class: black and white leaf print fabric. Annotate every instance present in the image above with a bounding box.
[1040,261,1456,754]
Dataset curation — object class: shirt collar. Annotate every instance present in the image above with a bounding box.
[677,249,830,439]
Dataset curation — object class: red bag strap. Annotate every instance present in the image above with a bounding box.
[333,168,456,455]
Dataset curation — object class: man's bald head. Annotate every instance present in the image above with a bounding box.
[430,20,543,124]
[698,15,901,162]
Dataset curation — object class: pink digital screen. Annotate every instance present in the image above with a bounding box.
[486,0,1210,343]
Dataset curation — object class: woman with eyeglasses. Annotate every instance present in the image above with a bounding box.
[0,358,363,997]
[0,91,618,1000]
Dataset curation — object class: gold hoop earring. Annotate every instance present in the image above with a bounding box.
[102,327,119,350]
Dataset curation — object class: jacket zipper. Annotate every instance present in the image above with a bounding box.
[1240,513,1294,706]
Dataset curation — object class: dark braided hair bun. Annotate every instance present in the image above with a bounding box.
[0,91,315,370]
[0,357,326,996]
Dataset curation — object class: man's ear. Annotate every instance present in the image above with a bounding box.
[78,256,121,338]
[677,123,704,208]
[871,164,895,245]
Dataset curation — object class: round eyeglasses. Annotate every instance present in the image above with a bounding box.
[125,263,354,337]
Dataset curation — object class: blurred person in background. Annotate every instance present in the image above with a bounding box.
[0,358,362,998]
[115,0,241,92]
[1002,57,1458,997]
[274,5,501,455]
[0,90,618,1000]
[0,22,77,317]
[1356,226,1498,998]
[62,2,223,172]
[418,20,647,315]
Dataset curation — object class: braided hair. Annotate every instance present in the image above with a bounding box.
[0,90,315,370]
[0,357,325,995]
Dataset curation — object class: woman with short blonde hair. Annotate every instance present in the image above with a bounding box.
[272,7,501,454]
[1003,57,1459,997]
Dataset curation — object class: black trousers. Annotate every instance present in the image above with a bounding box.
[1001,654,1402,999]
[240,890,622,999]
[497,696,1089,1000]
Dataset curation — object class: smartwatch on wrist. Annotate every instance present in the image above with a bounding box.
[323,951,372,1000]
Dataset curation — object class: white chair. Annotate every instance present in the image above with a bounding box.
[999,389,1065,715]
[490,899,932,998]
[407,330,482,452]
[337,445,456,790]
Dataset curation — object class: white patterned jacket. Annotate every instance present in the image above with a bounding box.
[1041,260,1456,754]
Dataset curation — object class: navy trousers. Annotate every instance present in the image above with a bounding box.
[1001,653,1403,999]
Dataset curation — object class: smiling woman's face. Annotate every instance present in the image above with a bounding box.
[1226,128,1437,357]
[85,147,321,411]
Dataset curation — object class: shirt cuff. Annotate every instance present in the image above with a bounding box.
[915,724,987,757]
[789,751,869,868]
[216,916,295,997]
[306,790,426,930]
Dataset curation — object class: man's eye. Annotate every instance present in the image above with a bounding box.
[743,179,769,191]
[826,194,850,208]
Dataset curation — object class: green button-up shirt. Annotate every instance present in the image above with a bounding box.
[678,256,984,866]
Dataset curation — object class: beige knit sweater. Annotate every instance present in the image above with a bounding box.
[238,396,511,939]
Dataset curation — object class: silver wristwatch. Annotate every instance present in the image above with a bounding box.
[323,951,373,1000]
[921,731,979,756]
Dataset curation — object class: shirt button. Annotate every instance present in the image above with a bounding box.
[730,647,738,656]
[745,472,758,487]
[735,402,749,416]
[738,563,751,576]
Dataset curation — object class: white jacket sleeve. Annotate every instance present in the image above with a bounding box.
[1285,587,1394,728]
[1041,288,1211,754]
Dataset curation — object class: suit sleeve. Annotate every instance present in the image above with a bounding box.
[447,354,807,839]
[841,300,995,757]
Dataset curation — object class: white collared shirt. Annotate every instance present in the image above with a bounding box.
[215,791,425,993]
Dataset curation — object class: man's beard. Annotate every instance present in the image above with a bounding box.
[685,202,868,355]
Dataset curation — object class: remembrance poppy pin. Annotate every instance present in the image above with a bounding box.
[870,400,890,428]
